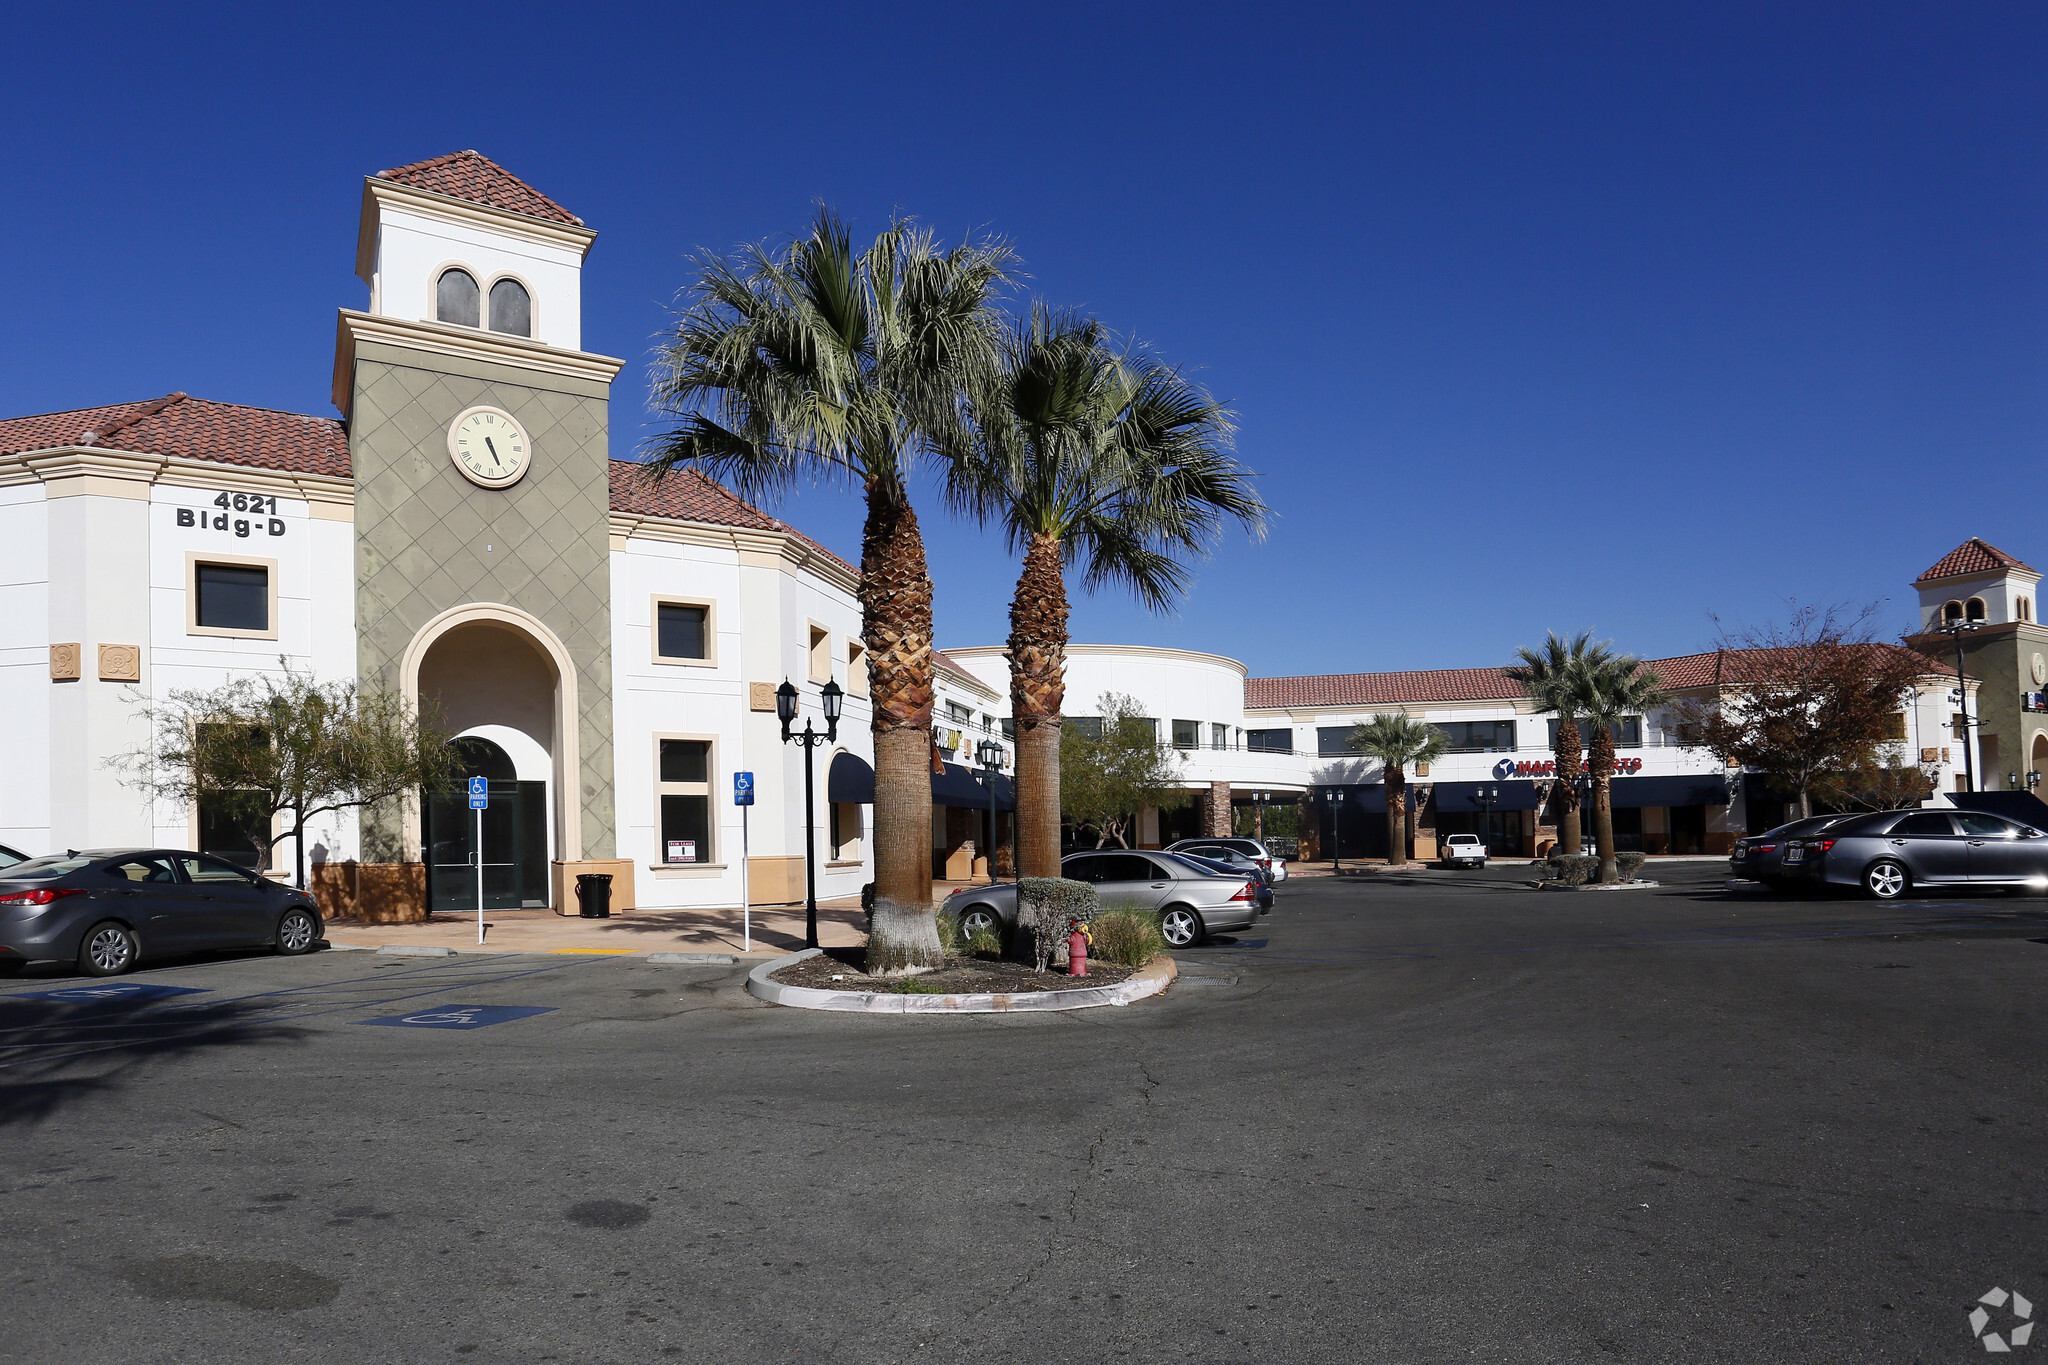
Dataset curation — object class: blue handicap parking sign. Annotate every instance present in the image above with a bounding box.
[20,983,210,1003]
[468,776,489,811]
[357,1005,554,1030]
[733,771,754,806]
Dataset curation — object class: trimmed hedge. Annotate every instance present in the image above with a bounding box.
[1017,877,1099,973]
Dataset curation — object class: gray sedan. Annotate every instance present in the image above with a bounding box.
[1780,808,2048,898]
[942,850,1261,948]
[0,848,324,976]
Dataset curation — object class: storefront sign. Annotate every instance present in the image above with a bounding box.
[666,840,697,863]
[1493,756,1643,780]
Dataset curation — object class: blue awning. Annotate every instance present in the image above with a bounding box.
[1609,774,1730,808]
[1429,780,1541,812]
[827,752,874,804]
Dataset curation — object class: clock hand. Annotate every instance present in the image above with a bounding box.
[485,436,502,469]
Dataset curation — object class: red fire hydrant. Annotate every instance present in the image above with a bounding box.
[1068,925,1090,977]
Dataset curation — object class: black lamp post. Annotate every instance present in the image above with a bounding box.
[1250,790,1270,842]
[1472,785,1499,854]
[1328,788,1347,873]
[1935,618,1981,793]
[974,736,1006,879]
[777,677,842,949]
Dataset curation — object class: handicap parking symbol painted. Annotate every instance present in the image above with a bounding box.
[20,984,211,1003]
[357,1005,554,1030]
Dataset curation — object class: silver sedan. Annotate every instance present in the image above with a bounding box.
[941,850,1262,948]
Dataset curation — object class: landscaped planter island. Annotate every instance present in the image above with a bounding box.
[748,948,1177,1013]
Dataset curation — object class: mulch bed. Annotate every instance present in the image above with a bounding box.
[770,952,1136,994]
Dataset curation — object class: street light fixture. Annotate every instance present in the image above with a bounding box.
[1935,618,1981,793]
[777,677,842,948]
[974,737,1006,880]
[1328,788,1347,874]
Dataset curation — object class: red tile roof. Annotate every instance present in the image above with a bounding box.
[1245,667,1526,709]
[1915,537,2036,583]
[376,151,583,227]
[608,461,856,574]
[1246,645,1960,710]
[0,393,349,476]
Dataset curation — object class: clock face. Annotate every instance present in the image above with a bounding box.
[446,407,531,488]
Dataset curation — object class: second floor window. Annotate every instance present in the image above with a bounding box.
[656,603,707,660]
[1247,728,1292,754]
[1433,720,1517,753]
[195,562,269,632]
[1172,720,1200,750]
[489,278,531,337]
[1548,716,1643,748]
[437,268,480,327]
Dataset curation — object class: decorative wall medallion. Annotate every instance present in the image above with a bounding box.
[2031,652,2044,687]
[98,643,141,682]
[749,682,778,712]
[446,405,532,488]
[49,643,81,681]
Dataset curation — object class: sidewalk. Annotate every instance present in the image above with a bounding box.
[324,898,868,958]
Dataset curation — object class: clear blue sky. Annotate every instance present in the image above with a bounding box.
[7,3,2045,676]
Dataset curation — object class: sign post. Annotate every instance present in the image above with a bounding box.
[468,776,489,945]
[734,772,755,952]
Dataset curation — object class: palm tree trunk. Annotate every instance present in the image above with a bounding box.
[1008,532,1068,880]
[1385,773,1406,866]
[861,493,941,971]
[1588,724,1618,883]
[1554,717,1583,855]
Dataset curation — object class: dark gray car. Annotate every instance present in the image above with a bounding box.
[1730,815,1851,888]
[942,849,1262,948]
[1780,809,2048,899]
[0,848,324,976]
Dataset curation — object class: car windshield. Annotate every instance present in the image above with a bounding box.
[1158,853,1226,877]
[0,854,96,879]
[0,845,26,868]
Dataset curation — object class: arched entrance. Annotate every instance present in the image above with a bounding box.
[2032,733,2048,787]
[401,604,582,909]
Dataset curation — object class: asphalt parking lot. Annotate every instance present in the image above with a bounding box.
[3,861,2044,1363]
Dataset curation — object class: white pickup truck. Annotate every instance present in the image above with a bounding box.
[1441,834,1488,869]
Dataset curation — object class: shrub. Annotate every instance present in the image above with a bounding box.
[1089,909,1166,967]
[1616,851,1647,882]
[1545,854,1600,886]
[965,927,1003,958]
[934,911,962,955]
[892,975,946,994]
[1016,877,1099,973]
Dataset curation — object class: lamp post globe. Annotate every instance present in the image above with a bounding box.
[775,679,798,733]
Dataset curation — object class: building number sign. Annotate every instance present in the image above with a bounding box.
[173,491,286,540]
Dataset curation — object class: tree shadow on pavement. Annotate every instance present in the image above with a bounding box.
[0,989,308,1130]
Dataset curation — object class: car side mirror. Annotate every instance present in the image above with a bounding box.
[2028,828,2045,839]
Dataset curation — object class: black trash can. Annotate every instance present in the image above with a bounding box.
[575,873,613,919]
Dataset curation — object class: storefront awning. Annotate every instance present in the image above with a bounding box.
[933,761,1014,810]
[827,752,874,804]
[1430,779,1541,812]
[1609,774,1730,808]
[827,753,1015,810]
[1317,784,1386,812]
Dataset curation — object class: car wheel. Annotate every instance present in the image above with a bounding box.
[1159,906,1204,948]
[78,922,138,977]
[1863,860,1909,900]
[275,908,319,956]
[956,905,1002,939]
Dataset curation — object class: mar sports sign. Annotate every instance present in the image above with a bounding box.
[1492,757,1644,780]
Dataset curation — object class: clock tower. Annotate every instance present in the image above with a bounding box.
[334,151,625,895]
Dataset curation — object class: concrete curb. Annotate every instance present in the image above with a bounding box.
[647,952,738,964]
[746,950,1179,1013]
[376,944,459,957]
[1528,880,1663,892]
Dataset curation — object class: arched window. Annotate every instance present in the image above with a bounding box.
[1967,597,1987,622]
[489,278,531,337]
[1944,600,1965,623]
[2020,597,2034,623]
[436,268,480,327]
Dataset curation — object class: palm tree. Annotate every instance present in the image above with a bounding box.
[1571,654,1667,883]
[647,208,1015,966]
[1505,631,1613,856]
[950,306,1264,878]
[1347,713,1448,866]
